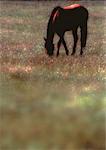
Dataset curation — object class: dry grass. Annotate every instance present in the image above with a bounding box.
[0,1,106,150]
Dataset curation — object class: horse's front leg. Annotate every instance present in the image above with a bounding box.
[61,38,69,55]
[71,29,78,55]
[57,38,61,57]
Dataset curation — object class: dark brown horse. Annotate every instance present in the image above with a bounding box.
[44,4,89,56]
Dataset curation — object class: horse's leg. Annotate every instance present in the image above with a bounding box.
[80,22,87,55]
[71,29,78,55]
[61,38,69,55]
[57,38,61,57]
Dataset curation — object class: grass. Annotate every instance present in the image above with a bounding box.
[0,1,106,150]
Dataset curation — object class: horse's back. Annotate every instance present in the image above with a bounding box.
[63,6,88,19]
[59,6,88,26]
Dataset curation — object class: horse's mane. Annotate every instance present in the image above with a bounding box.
[49,6,61,24]
[46,6,61,39]
[47,6,62,36]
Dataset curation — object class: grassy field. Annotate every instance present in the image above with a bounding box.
[0,1,106,150]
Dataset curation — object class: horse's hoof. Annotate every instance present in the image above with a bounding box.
[71,52,75,55]
[56,54,59,57]
[66,51,69,55]
[80,51,83,55]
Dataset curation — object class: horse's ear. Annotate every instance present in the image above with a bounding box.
[44,37,47,41]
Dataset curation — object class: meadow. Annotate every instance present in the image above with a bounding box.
[0,1,106,150]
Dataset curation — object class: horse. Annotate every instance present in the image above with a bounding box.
[44,4,89,56]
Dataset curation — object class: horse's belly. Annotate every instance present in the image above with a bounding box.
[54,13,80,34]
[55,21,78,32]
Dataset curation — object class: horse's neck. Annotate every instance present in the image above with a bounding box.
[47,21,54,43]
[47,32,54,43]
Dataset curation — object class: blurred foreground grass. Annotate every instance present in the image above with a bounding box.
[0,1,106,150]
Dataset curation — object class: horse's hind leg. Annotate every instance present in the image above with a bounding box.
[71,29,78,55]
[80,21,87,55]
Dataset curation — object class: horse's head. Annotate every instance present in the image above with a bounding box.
[44,37,54,56]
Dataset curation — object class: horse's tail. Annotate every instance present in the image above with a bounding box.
[80,8,89,48]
